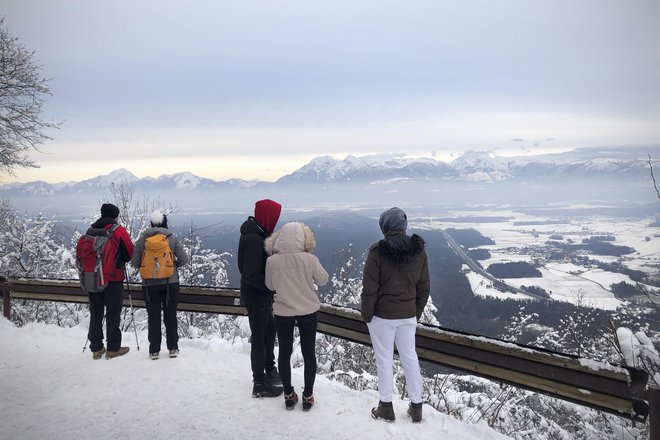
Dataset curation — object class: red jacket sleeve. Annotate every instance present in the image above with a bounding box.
[115,225,134,263]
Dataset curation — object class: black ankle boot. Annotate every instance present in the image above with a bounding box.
[371,401,395,421]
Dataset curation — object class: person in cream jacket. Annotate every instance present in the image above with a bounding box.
[265,222,328,411]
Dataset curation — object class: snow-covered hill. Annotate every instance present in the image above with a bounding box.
[0,319,510,440]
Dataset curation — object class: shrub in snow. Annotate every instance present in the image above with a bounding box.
[617,327,660,385]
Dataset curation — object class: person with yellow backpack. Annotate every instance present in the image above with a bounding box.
[131,211,189,360]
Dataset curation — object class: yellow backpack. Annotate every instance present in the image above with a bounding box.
[140,233,175,280]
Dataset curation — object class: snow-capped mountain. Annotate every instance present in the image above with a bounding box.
[7,180,56,196]
[0,148,654,202]
[449,151,513,182]
[450,149,651,182]
[69,168,139,191]
[0,169,263,197]
[277,154,457,184]
[144,172,219,191]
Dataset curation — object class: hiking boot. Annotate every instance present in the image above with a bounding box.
[284,389,299,410]
[252,381,283,398]
[169,349,179,358]
[371,401,395,422]
[106,346,130,359]
[150,352,159,360]
[408,402,423,423]
[302,393,315,412]
[266,368,282,386]
[92,347,106,360]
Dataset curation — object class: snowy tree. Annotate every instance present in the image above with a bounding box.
[502,305,538,343]
[0,17,60,176]
[315,245,376,387]
[496,290,652,438]
[420,295,440,326]
[0,201,75,278]
[176,220,237,339]
[178,220,230,287]
[0,199,80,326]
[616,327,660,385]
[422,370,647,439]
[104,182,176,249]
[326,243,363,307]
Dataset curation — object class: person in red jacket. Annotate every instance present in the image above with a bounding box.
[86,203,134,360]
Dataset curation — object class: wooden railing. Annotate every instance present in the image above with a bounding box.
[1,277,657,437]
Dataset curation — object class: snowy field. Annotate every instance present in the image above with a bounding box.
[414,210,659,310]
[0,319,510,440]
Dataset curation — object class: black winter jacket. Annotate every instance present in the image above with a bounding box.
[238,217,274,296]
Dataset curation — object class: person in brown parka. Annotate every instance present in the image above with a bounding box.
[361,207,430,423]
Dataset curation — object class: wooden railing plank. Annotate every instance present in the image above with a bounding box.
[1,277,650,421]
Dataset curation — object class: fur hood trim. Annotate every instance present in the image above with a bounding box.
[264,222,316,255]
[375,233,425,263]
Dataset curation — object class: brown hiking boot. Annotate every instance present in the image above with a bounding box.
[106,346,130,359]
[408,402,423,423]
[92,347,106,360]
[371,401,395,422]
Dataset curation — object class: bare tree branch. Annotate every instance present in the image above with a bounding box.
[0,17,61,177]
[649,154,660,200]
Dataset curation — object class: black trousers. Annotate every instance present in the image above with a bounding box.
[88,281,123,352]
[241,292,276,382]
[145,283,179,354]
[275,312,318,396]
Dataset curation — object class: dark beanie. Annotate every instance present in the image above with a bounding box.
[254,199,281,234]
[100,203,120,219]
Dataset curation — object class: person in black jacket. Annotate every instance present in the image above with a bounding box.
[238,199,283,398]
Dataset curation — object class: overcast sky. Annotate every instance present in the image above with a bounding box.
[3,0,660,183]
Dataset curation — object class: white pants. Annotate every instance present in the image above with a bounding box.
[367,316,423,404]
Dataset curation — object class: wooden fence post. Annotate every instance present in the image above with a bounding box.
[648,385,660,440]
[1,278,10,320]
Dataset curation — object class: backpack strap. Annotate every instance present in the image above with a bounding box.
[106,223,121,236]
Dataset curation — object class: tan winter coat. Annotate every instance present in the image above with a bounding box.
[264,222,329,317]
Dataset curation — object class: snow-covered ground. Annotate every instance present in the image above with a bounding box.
[0,319,510,440]
[414,211,659,310]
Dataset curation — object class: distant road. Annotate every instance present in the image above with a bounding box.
[439,230,548,301]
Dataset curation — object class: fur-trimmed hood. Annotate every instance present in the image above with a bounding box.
[264,222,316,255]
[374,232,425,264]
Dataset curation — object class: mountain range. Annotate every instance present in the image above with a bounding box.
[1,147,657,219]
[1,147,655,197]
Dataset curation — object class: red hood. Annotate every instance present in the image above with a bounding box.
[254,199,281,234]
